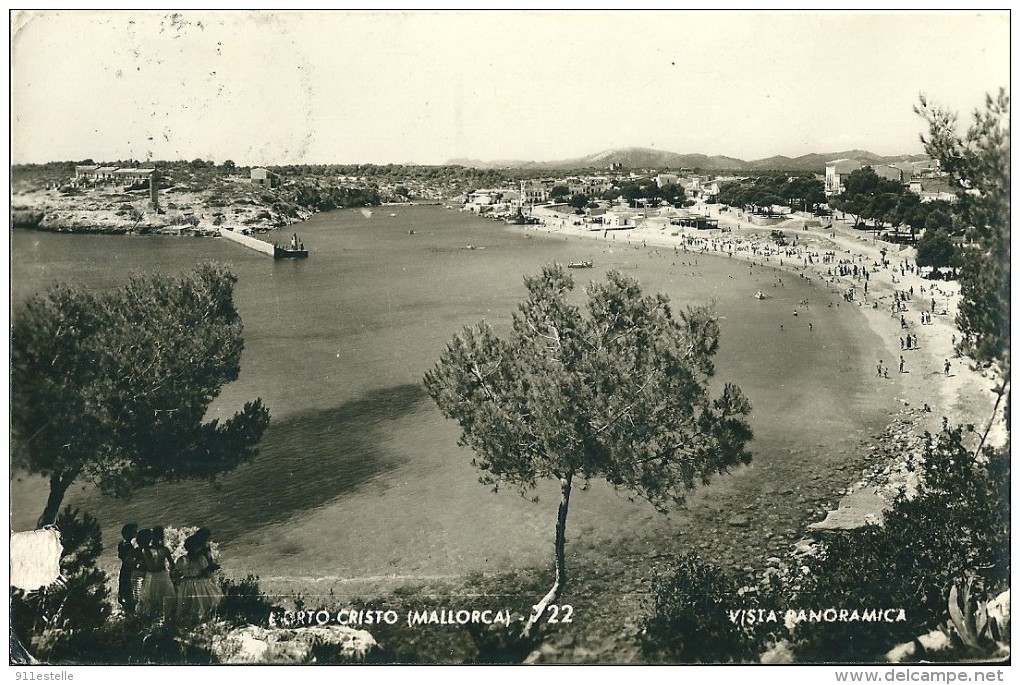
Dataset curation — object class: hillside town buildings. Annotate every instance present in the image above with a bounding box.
[55,153,954,235]
[826,157,946,200]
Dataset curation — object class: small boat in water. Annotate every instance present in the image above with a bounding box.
[568,260,593,269]
[754,290,768,300]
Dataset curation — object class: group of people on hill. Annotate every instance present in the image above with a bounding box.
[117,524,223,625]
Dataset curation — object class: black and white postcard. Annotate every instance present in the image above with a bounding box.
[8,10,1011,678]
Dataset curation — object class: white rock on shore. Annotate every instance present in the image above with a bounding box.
[211,624,379,664]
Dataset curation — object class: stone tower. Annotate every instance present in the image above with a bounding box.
[150,170,161,211]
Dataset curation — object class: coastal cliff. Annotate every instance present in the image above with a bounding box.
[11,189,310,236]
[10,210,44,228]
[10,166,317,236]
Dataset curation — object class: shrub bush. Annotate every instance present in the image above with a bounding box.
[218,574,281,627]
[791,426,1009,662]
[463,621,541,664]
[641,553,752,663]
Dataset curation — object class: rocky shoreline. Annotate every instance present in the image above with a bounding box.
[10,180,314,237]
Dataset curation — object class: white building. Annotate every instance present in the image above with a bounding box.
[74,165,152,184]
[520,182,549,204]
[251,167,275,187]
[112,168,156,185]
[602,210,638,228]
[909,178,957,203]
[874,165,906,183]
[824,159,863,196]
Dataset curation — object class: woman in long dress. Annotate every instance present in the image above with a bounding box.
[192,528,219,575]
[136,527,176,622]
[175,534,223,623]
[117,523,140,613]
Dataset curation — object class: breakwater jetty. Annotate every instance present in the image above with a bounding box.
[219,227,275,256]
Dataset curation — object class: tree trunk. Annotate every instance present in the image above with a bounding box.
[976,381,1010,457]
[521,471,573,639]
[38,471,73,528]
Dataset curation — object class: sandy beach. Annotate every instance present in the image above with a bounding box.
[516,203,1004,527]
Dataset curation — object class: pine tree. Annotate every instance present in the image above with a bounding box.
[11,263,271,526]
[424,265,752,636]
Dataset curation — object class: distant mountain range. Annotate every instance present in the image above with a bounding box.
[446,146,929,173]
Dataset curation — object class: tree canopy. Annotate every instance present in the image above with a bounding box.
[829,167,907,228]
[11,263,271,526]
[423,265,752,636]
[567,193,590,212]
[601,180,685,208]
[914,229,960,272]
[287,181,381,211]
[916,89,1010,376]
[826,166,959,239]
[717,174,824,213]
[550,185,570,201]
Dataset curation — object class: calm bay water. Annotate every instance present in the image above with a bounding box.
[11,206,891,588]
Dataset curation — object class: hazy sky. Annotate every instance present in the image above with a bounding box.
[11,10,1011,166]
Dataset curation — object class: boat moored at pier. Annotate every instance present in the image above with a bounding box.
[219,227,308,259]
[274,244,309,259]
[274,232,309,259]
